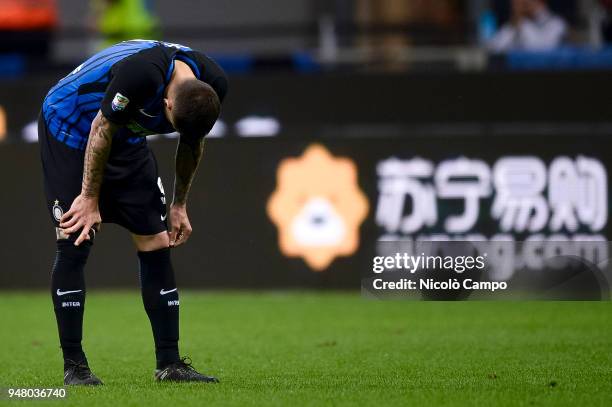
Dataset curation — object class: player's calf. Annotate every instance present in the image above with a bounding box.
[51,232,93,367]
[138,248,181,369]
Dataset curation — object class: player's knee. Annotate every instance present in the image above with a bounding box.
[55,235,92,264]
[133,232,169,252]
[56,227,96,245]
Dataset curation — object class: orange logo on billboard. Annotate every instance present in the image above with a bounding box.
[267,144,369,271]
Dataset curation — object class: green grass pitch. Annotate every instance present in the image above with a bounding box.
[0,292,610,406]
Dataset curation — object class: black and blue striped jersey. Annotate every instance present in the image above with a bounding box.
[42,40,228,150]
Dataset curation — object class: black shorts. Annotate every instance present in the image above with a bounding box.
[39,115,168,236]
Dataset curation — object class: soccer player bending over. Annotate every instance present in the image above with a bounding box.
[40,40,228,385]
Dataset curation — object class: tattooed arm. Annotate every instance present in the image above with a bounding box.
[82,112,117,198]
[168,136,205,247]
[59,111,117,246]
[173,137,205,205]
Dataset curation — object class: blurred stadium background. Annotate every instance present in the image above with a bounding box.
[1,0,612,292]
[0,1,611,405]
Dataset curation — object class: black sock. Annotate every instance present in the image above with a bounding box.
[51,239,91,368]
[138,248,180,369]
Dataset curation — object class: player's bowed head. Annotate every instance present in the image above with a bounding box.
[164,78,221,144]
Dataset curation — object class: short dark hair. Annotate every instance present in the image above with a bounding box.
[172,79,221,138]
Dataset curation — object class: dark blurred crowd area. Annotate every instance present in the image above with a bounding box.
[2,1,612,69]
[1,1,612,143]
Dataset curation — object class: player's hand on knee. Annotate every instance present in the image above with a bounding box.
[168,203,192,248]
[59,194,102,246]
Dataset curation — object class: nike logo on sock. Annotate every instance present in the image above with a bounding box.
[56,289,82,296]
[160,288,177,295]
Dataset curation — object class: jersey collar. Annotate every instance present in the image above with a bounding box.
[165,52,201,84]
